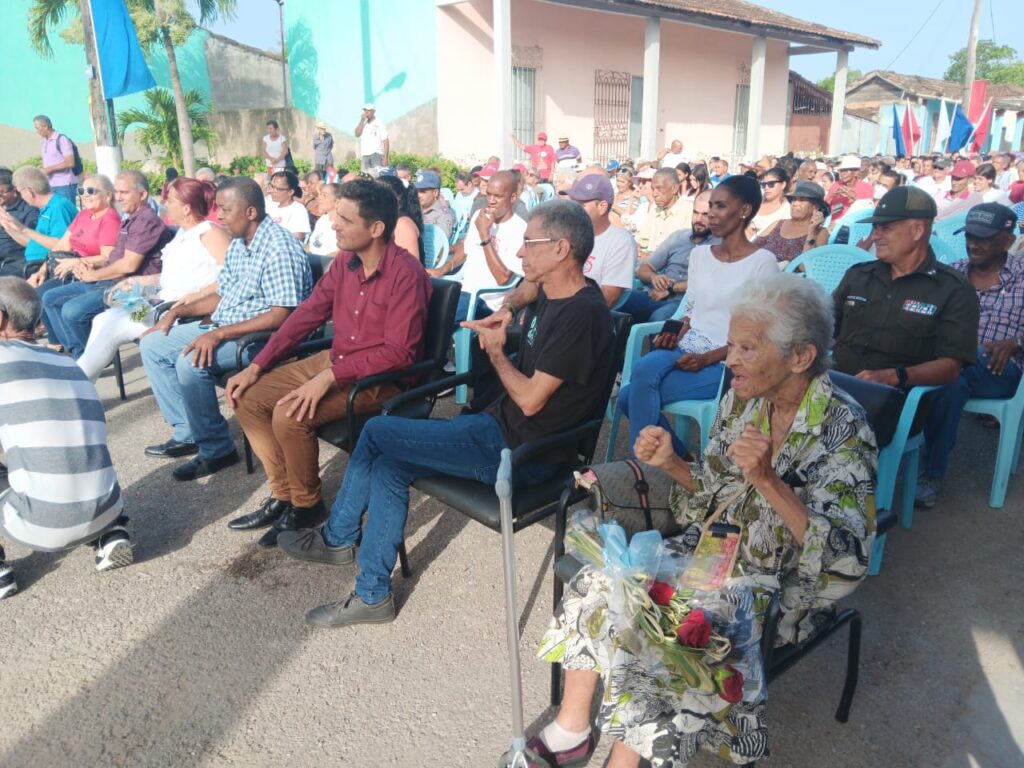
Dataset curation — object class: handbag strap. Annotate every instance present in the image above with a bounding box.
[623,458,655,530]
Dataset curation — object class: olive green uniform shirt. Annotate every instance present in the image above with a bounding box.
[832,250,980,374]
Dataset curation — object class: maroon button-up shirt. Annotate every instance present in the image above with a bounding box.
[253,242,432,385]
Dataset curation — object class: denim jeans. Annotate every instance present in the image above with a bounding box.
[923,347,1022,479]
[618,349,725,457]
[323,412,556,604]
[454,292,494,324]
[39,279,114,357]
[139,322,247,460]
[52,184,78,203]
[617,290,681,323]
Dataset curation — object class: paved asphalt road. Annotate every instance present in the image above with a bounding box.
[1,347,1021,767]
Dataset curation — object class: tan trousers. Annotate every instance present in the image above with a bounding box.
[234,350,399,507]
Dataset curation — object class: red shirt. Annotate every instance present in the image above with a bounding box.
[67,207,121,257]
[524,143,555,180]
[253,241,432,386]
[826,180,873,221]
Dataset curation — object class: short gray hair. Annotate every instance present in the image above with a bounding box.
[730,272,833,377]
[0,277,43,332]
[83,173,114,200]
[117,169,150,193]
[12,166,50,195]
[529,199,594,266]
[195,167,215,182]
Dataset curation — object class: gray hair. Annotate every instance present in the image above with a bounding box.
[0,277,43,332]
[83,173,114,200]
[529,199,594,266]
[730,272,833,377]
[33,115,53,129]
[195,167,216,182]
[117,169,150,193]
[12,166,50,196]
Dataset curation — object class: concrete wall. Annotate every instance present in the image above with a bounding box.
[437,0,791,165]
[206,34,285,112]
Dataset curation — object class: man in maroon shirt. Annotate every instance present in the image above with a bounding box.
[224,179,432,546]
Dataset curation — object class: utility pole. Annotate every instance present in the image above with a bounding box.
[276,0,290,109]
[963,0,982,113]
[80,0,121,181]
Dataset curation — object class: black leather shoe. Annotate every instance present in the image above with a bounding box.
[172,450,239,481]
[145,439,199,458]
[227,498,290,531]
[257,500,326,548]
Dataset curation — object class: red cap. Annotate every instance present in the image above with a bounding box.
[512,163,528,173]
[537,132,547,141]
[475,161,500,180]
[951,160,977,179]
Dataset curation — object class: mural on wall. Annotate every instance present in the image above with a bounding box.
[285,0,435,130]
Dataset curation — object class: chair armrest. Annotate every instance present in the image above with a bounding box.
[291,336,333,360]
[234,331,273,370]
[348,359,437,398]
[892,385,939,448]
[510,418,603,469]
[382,372,474,415]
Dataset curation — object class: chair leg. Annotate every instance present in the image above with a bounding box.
[835,612,862,723]
[454,332,471,405]
[899,448,919,529]
[243,433,254,475]
[867,532,885,576]
[604,407,622,463]
[113,349,127,401]
[398,541,411,578]
[990,412,1019,508]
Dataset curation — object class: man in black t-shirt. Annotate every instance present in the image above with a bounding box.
[278,200,614,628]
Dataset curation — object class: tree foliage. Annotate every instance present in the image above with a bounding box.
[943,39,1024,87]
[117,87,215,169]
[816,69,863,94]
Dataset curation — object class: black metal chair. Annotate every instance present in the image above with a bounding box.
[378,311,632,577]
[546,369,907,757]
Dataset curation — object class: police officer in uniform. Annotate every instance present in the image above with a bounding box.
[832,186,979,391]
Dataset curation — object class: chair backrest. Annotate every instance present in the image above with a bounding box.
[826,371,904,449]
[422,224,450,269]
[578,312,633,461]
[929,236,962,265]
[422,278,464,382]
[307,252,332,284]
[785,245,875,294]
[536,183,555,203]
[930,213,968,262]
[440,187,455,206]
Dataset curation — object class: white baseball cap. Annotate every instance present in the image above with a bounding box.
[837,154,862,171]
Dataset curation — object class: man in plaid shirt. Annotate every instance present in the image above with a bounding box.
[140,177,312,481]
[919,202,1023,507]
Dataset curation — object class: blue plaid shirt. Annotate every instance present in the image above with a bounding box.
[952,254,1024,366]
[212,216,312,327]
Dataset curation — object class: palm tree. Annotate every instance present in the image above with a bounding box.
[27,0,237,177]
[117,87,216,171]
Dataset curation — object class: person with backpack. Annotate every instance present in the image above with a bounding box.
[33,115,80,203]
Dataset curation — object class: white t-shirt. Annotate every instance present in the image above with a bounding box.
[660,151,688,168]
[308,214,337,255]
[265,199,311,236]
[585,225,636,289]
[263,134,287,168]
[913,175,950,203]
[750,201,791,238]
[684,245,779,346]
[461,211,527,309]
[360,120,388,156]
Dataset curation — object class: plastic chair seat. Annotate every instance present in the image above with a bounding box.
[413,471,574,531]
[963,375,1024,508]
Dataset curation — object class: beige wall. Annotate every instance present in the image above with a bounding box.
[437,0,791,165]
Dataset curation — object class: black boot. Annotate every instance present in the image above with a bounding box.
[228,498,290,531]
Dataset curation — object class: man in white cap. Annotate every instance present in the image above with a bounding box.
[825,154,873,222]
[355,104,389,171]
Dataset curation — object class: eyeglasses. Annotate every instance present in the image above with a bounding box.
[759,180,783,188]
[270,185,292,192]
[77,186,100,196]
[521,237,557,248]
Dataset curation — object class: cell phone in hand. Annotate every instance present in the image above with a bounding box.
[661,320,683,336]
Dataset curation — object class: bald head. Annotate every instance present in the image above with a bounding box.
[484,171,519,221]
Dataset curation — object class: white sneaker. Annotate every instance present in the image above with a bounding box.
[95,525,134,572]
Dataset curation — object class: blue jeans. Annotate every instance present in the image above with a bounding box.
[323,412,555,604]
[923,347,1022,478]
[139,322,247,459]
[618,349,724,457]
[39,279,114,358]
[52,184,78,203]
[454,292,494,324]
[618,290,681,323]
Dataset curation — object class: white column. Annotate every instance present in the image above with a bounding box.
[828,49,849,156]
[640,17,660,160]
[494,0,513,166]
[746,35,767,160]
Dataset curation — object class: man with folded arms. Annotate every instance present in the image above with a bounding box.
[224,179,431,546]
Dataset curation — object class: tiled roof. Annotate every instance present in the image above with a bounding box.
[582,0,879,47]
[849,70,1024,109]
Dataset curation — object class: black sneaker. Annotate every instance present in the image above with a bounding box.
[94,520,134,572]
[0,547,17,599]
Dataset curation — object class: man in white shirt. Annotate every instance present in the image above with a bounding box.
[262,121,288,172]
[435,171,525,321]
[657,139,688,169]
[914,158,952,203]
[355,104,389,171]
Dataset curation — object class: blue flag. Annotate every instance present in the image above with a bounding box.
[947,104,974,153]
[91,0,156,99]
[891,104,906,156]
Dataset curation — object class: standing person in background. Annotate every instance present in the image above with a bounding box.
[313,122,334,173]
[657,140,687,168]
[555,137,582,168]
[355,104,389,172]
[511,131,555,181]
[262,121,289,173]
[33,115,78,203]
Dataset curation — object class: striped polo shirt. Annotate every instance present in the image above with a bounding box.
[0,340,122,551]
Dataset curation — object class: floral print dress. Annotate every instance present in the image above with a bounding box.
[538,374,878,766]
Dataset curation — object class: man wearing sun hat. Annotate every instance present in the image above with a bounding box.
[915,202,1023,507]
[511,131,555,181]
[312,121,334,173]
[355,103,389,171]
[555,136,582,168]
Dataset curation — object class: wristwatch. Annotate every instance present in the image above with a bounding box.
[894,366,909,387]
[479,238,492,247]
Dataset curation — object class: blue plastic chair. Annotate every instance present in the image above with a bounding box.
[452,281,521,404]
[449,215,470,247]
[440,187,455,206]
[785,245,875,294]
[931,214,968,262]
[536,183,555,203]
[828,211,874,245]
[422,224,449,270]
[963,374,1024,508]
[928,236,963,265]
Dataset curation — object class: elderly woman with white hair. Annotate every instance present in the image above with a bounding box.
[530,272,878,768]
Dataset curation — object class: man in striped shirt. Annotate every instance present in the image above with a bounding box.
[0,278,131,598]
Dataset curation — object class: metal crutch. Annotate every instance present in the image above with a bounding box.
[496,449,544,768]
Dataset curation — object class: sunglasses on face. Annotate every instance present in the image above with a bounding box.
[77,186,100,196]
[759,180,783,188]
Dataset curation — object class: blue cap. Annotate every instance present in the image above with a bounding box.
[605,159,620,173]
[377,166,396,177]
[413,170,441,189]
